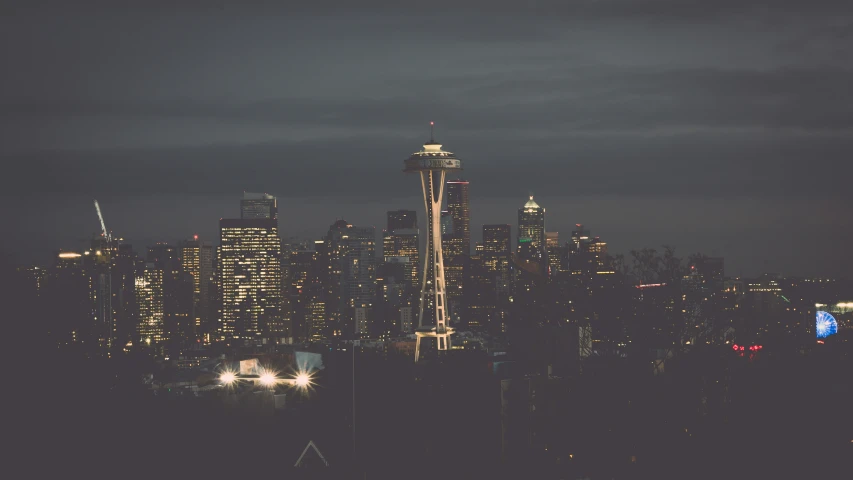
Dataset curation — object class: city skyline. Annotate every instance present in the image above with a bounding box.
[8,188,849,280]
[3,2,852,278]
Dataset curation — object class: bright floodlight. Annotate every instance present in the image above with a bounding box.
[295,373,310,388]
[220,372,236,385]
[260,373,277,386]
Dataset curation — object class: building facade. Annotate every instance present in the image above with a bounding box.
[219,218,285,343]
[518,196,545,259]
[240,192,278,220]
[136,263,165,344]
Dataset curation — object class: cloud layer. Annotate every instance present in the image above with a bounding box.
[2,2,851,276]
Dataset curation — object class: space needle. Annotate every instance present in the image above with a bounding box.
[404,122,462,362]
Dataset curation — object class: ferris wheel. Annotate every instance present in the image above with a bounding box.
[816,311,838,339]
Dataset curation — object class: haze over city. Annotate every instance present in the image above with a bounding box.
[3,0,852,277]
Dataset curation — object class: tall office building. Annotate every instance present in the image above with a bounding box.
[570,230,609,276]
[446,179,470,255]
[113,243,143,348]
[387,210,418,231]
[343,226,376,336]
[546,232,568,276]
[442,180,470,302]
[483,224,512,256]
[483,224,512,292]
[219,218,285,342]
[147,243,194,344]
[240,192,277,220]
[290,248,321,340]
[136,263,165,344]
[180,236,214,343]
[440,211,453,236]
[518,196,545,258]
[383,210,419,289]
[376,260,410,335]
[325,220,376,336]
[83,235,120,351]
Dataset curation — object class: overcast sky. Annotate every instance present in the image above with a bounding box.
[2,0,852,277]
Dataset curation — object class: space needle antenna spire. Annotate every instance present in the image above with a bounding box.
[403,122,463,362]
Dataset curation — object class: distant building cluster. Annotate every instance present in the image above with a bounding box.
[16,137,850,363]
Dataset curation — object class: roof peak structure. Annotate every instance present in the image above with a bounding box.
[524,195,541,209]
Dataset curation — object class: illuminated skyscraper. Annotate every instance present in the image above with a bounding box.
[446,179,470,255]
[443,179,469,305]
[546,232,568,276]
[180,236,214,343]
[483,225,512,256]
[219,218,285,343]
[403,123,462,361]
[483,224,512,292]
[518,196,545,259]
[136,263,164,344]
[241,192,277,220]
[147,243,193,345]
[383,210,419,289]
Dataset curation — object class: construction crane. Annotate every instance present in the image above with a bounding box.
[92,198,115,351]
[93,199,111,243]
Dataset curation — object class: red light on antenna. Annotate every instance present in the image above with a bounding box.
[430,121,434,125]
[193,234,198,241]
[732,344,738,351]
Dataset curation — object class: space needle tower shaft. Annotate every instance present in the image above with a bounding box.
[403,122,462,362]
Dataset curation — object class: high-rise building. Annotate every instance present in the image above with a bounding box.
[83,235,119,351]
[289,248,321,340]
[376,259,415,336]
[325,220,376,336]
[570,224,590,252]
[136,263,165,344]
[518,196,545,258]
[219,218,285,342]
[147,243,194,345]
[585,237,608,272]
[442,180,470,304]
[343,226,376,335]
[387,210,418,231]
[546,232,568,276]
[180,236,214,343]
[483,224,512,293]
[383,210,419,290]
[113,243,143,348]
[440,210,453,236]
[483,225,512,255]
[446,179,470,255]
[240,192,277,220]
[307,298,327,342]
